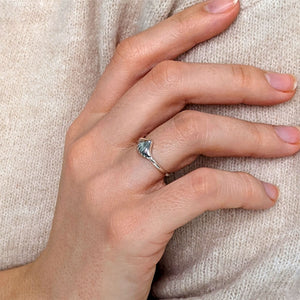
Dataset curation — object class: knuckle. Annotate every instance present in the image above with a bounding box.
[114,37,144,64]
[108,208,141,247]
[236,172,257,204]
[149,60,183,90]
[169,13,189,37]
[172,111,205,142]
[247,123,264,155]
[189,168,217,197]
[230,65,253,89]
[65,141,83,174]
[64,136,90,176]
[168,10,199,43]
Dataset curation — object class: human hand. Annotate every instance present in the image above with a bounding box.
[24,0,299,299]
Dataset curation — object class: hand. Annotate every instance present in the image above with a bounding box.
[18,0,299,299]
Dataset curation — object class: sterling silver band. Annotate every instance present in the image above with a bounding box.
[137,138,170,176]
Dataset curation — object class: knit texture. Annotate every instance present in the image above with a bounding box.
[0,0,299,299]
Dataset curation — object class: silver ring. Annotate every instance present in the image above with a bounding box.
[137,138,170,176]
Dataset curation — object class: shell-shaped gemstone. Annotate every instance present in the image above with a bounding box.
[137,139,152,159]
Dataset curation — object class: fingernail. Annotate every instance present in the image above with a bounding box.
[262,182,279,202]
[274,126,300,144]
[265,72,297,92]
[205,0,238,14]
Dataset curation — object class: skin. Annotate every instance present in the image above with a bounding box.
[0,0,299,299]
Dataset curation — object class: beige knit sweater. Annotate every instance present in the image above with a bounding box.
[0,0,299,299]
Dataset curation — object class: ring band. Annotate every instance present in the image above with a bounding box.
[137,138,170,176]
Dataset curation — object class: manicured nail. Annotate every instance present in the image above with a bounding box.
[265,72,297,92]
[262,182,279,202]
[205,0,238,14]
[274,126,300,144]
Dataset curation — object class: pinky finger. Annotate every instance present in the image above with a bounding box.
[143,168,278,235]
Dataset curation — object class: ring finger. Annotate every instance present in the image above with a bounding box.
[126,110,300,188]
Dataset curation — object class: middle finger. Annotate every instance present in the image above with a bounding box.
[99,61,296,146]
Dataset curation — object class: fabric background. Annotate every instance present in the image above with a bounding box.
[0,0,299,299]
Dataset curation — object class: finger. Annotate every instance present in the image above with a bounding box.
[141,168,278,236]
[100,62,297,145]
[124,111,300,188]
[85,0,240,114]
[147,110,299,174]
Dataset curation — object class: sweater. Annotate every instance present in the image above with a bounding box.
[0,0,299,299]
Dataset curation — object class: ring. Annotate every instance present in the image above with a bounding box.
[137,138,170,176]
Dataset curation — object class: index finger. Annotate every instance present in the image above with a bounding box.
[86,0,240,114]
